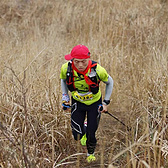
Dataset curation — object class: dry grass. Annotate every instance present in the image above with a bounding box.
[0,0,168,167]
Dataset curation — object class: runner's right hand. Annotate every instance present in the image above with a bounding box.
[62,101,70,110]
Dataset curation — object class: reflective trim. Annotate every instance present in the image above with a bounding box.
[71,103,82,134]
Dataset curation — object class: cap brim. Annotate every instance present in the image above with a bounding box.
[65,54,73,60]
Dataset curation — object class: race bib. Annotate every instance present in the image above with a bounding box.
[74,91,93,101]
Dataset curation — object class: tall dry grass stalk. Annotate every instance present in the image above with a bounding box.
[0,0,168,167]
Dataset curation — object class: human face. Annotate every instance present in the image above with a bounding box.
[73,58,89,72]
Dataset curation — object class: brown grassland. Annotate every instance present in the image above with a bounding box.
[0,0,168,167]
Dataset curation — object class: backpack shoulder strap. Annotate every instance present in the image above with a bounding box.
[67,62,72,74]
[91,60,97,69]
[66,62,76,92]
[91,61,100,80]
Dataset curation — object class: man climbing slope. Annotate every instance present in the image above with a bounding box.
[60,44,113,163]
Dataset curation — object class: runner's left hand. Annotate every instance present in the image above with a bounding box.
[99,104,108,113]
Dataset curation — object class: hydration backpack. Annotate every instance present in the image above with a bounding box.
[66,61,100,94]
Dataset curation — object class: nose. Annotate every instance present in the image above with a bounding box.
[78,62,83,67]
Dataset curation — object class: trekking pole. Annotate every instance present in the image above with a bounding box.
[104,111,131,131]
[100,106,131,131]
[62,103,131,131]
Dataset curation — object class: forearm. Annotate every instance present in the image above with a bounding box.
[61,79,70,102]
[103,75,113,101]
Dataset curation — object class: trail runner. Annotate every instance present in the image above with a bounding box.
[60,44,113,163]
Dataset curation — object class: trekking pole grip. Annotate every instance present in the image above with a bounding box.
[62,103,71,110]
[99,105,103,111]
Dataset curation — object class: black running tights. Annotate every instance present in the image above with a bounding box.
[71,97,102,154]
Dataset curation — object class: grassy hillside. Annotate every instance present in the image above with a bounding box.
[0,0,167,167]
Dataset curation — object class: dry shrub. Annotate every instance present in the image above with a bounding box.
[0,0,167,167]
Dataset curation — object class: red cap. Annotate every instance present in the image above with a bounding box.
[65,45,90,60]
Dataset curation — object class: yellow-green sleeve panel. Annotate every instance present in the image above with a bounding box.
[96,64,109,82]
[60,62,68,79]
